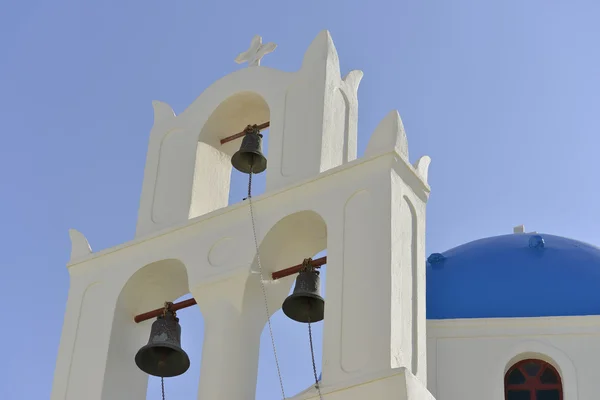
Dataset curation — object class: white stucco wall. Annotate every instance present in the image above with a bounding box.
[52,150,431,400]
[427,316,600,400]
[51,30,434,400]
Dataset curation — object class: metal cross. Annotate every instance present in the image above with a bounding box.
[235,35,277,67]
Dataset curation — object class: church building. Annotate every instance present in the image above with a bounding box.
[51,31,599,400]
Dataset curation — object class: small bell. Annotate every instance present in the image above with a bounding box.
[282,259,325,323]
[135,305,190,378]
[231,125,267,174]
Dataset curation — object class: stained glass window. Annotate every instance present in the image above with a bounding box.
[505,359,562,400]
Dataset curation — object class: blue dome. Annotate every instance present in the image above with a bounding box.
[426,233,600,319]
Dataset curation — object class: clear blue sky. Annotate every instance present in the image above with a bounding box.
[2,1,599,399]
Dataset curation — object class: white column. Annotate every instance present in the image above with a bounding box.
[51,279,120,400]
[191,275,265,400]
[196,301,263,400]
[321,172,424,386]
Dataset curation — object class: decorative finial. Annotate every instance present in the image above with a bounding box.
[427,253,446,266]
[235,35,277,67]
[513,225,525,234]
[68,228,92,263]
[529,235,545,249]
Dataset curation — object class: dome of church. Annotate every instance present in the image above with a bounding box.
[426,231,600,319]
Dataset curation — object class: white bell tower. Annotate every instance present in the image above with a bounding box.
[51,30,435,400]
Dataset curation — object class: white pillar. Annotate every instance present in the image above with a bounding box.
[321,169,427,386]
[191,274,265,400]
[51,280,119,400]
[197,302,263,400]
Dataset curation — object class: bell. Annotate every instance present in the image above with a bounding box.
[282,266,325,324]
[231,125,267,174]
[135,309,190,378]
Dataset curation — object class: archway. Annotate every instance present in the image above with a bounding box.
[247,210,328,399]
[100,259,203,400]
[189,91,270,217]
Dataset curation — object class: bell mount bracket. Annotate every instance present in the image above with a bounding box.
[219,121,270,145]
[161,301,178,320]
[300,258,320,275]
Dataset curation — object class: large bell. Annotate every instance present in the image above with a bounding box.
[282,266,325,324]
[135,309,190,378]
[231,125,267,174]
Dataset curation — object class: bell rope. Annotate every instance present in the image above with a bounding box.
[246,170,287,399]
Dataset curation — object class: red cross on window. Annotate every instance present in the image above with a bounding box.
[505,359,563,400]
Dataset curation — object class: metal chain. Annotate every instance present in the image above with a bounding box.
[247,170,287,400]
[308,319,324,400]
[161,377,165,400]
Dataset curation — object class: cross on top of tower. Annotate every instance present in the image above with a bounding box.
[234,34,277,67]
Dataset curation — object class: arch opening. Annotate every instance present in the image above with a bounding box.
[189,91,271,218]
[504,358,563,400]
[100,259,203,400]
[248,211,328,399]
